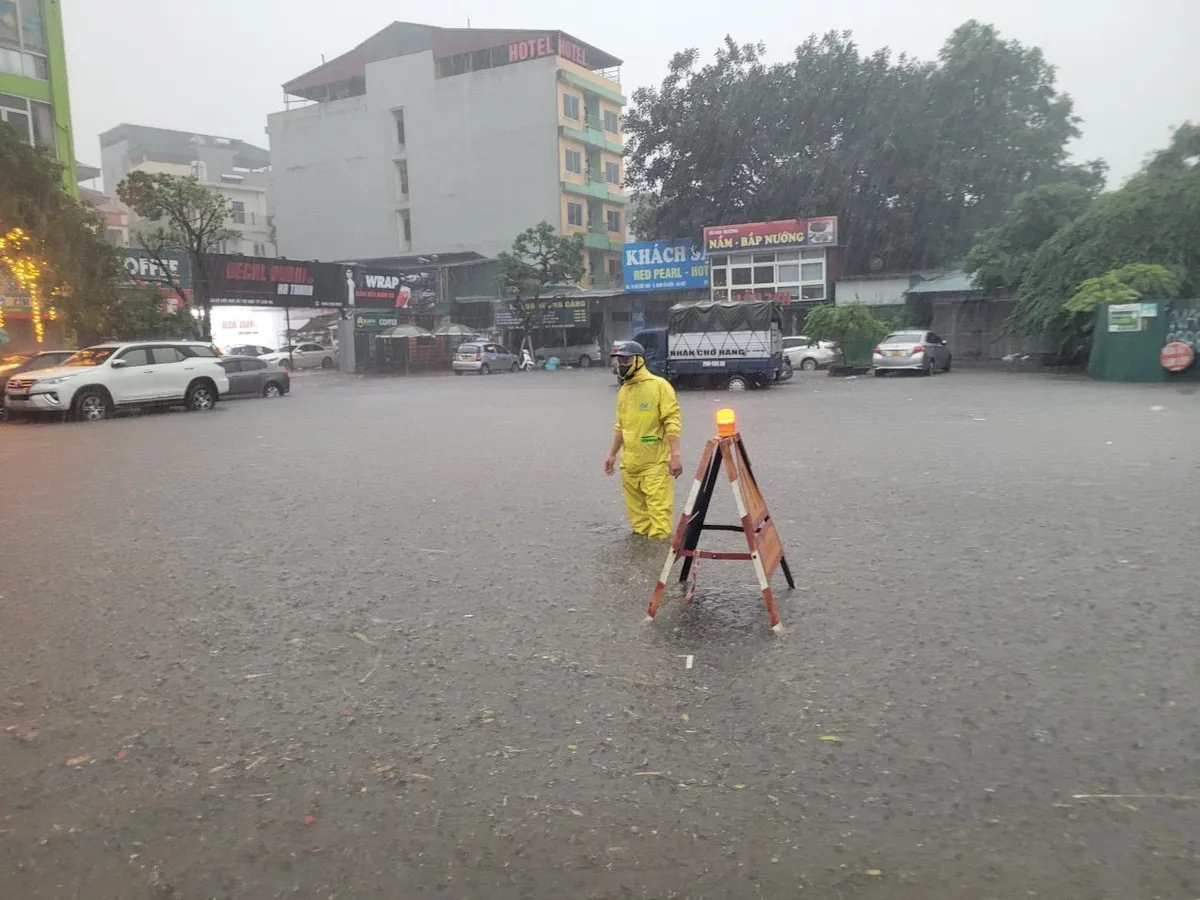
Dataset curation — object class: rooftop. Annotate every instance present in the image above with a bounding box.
[99,124,270,171]
[283,22,622,102]
[903,270,982,295]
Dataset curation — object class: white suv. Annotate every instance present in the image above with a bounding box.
[3,341,231,422]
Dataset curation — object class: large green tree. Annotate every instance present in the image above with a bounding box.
[497,221,585,353]
[625,22,1103,274]
[1007,123,1200,359]
[0,123,124,345]
[966,183,1097,291]
[118,171,237,340]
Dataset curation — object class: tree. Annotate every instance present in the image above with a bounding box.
[625,23,1101,274]
[1008,123,1200,360]
[0,123,125,346]
[966,183,1097,291]
[101,283,199,342]
[1065,264,1181,314]
[117,172,237,340]
[497,221,585,354]
[802,303,889,366]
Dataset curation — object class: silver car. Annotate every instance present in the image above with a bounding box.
[452,341,520,375]
[782,336,838,370]
[873,330,952,376]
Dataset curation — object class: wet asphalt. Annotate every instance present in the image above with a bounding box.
[1,367,1198,900]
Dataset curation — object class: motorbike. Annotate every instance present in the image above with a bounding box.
[519,348,536,372]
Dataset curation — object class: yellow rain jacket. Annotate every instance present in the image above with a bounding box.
[614,363,682,475]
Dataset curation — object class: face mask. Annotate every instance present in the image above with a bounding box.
[618,358,637,380]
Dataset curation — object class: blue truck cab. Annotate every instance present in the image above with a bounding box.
[623,301,787,390]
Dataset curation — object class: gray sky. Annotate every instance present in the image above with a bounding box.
[65,0,1195,188]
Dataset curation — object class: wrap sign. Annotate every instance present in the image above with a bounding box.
[622,240,709,292]
[703,217,838,253]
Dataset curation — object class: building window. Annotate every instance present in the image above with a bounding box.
[230,201,246,224]
[400,210,412,245]
[604,160,620,185]
[607,257,622,282]
[566,201,583,228]
[603,109,619,134]
[707,248,828,304]
[396,160,409,198]
[392,108,406,147]
[564,148,582,175]
[253,242,267,256]
[0,98,31,144]
[562,93,580,121]
[605,209,621,233]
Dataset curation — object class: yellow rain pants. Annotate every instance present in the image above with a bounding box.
[621,469,675,539]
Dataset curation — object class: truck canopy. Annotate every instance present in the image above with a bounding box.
[668,301,783,333]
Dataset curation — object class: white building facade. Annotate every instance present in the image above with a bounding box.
[100,124,276,258]
[268,23,627,285]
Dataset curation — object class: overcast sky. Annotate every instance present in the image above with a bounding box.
[64,0,1195,189]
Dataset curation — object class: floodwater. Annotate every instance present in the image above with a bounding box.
[2,369,1197,899]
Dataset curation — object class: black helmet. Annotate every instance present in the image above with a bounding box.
[610,340,645,358]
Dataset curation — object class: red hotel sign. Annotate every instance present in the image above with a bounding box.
[704,216,839,253]
[508,34,588,67]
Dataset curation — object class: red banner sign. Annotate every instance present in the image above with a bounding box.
[704,216,838,253]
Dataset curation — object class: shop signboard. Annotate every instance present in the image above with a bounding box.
[204,254,345,308]
[351,266,439,310]
[121,249,193,289]
[494,296,590,328]
[622,240,709,292]
[703,216,838,254]
[352,310,401,331]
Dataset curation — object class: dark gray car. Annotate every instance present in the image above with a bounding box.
[218,357,290,398]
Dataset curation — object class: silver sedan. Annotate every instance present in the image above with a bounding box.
[873,331,952,376]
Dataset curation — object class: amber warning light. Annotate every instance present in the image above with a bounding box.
[716,408,737,437]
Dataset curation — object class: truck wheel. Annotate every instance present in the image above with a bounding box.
[728,375,748,392]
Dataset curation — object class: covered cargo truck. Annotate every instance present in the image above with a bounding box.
[627,301,786,390]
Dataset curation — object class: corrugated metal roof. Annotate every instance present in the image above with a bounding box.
[904,270,980,295]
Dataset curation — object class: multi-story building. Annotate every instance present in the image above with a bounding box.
[0,0,76,191]
[99,124,276,257]
[268,22,628,287]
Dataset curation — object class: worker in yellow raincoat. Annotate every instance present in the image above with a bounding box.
[604,341,683,539]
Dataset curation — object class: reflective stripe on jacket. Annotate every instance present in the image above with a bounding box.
[614,364,682,475]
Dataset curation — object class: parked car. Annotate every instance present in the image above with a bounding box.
[259,343,336,371]
[218,357,290,398]
[535,340,602,368]
[782,336,838,370]
[873,330,952,376]
[452,342,519,375]
[4,341,230,422]
[227,344,274,357]
[0,351,75,419]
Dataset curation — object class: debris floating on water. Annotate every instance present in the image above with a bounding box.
[819,735,843,743]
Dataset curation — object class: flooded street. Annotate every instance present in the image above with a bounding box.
[2,370,1198,899]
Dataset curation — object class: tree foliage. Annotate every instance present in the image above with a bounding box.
[497,221,585,349]
[966,183,1097,291]
[1065,264,1181,314]
[625,22,1103,274]
[0,123,124,344]
[117,171,236,339]
[1008,123,1200,359]
[99,284,198,342]
[803,302,890,365]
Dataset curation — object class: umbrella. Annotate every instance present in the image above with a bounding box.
[433,323,475,338]
[379,324,433,339]
[0,329,9,345]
